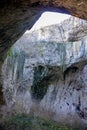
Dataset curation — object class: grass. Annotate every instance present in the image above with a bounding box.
[0,114,86,130]
[0,114,73,130]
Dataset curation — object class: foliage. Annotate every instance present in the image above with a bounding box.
[8,47,13,57]
[31,65,49,100]
[0,114,74,130]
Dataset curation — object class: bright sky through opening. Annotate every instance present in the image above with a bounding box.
[31,12,70,31]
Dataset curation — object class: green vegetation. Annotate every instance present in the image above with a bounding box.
[31,65,49,100]
[0,114,73,130]
[8,47,13,57]
[6,47,25,81]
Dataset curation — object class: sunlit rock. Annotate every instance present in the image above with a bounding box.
[1,16,87,126]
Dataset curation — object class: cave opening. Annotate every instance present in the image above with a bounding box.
[0,11,71,104]
[1,11,87,103]
[30,11,71,30]
[0,0,87,128]
[0,8,87,128]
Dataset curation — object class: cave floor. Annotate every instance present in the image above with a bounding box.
[0,114,87,130]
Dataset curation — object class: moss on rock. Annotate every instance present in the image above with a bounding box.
[31,65,49,100]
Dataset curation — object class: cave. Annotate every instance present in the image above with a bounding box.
[0,0,87,65]
[0,0,87,129]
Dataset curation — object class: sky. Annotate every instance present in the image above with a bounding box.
[31,11,71,30]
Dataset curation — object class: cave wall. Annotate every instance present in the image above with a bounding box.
[1,16,87,125]
[2,45,87,125]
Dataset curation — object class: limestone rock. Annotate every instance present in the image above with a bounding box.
[1,16,87,125]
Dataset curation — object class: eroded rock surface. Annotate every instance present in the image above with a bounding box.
[1,16,87,126]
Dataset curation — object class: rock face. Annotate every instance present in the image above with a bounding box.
[0,0,87,70]
[28,16,87,42]
[0,0,87,19]
[1,16,87,126]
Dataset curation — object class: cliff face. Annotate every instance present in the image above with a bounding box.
[1,16,87,126]
[0,0,87,70]
[27,16,87,42]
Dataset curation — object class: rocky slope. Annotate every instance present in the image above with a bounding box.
[1,16,87,126]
